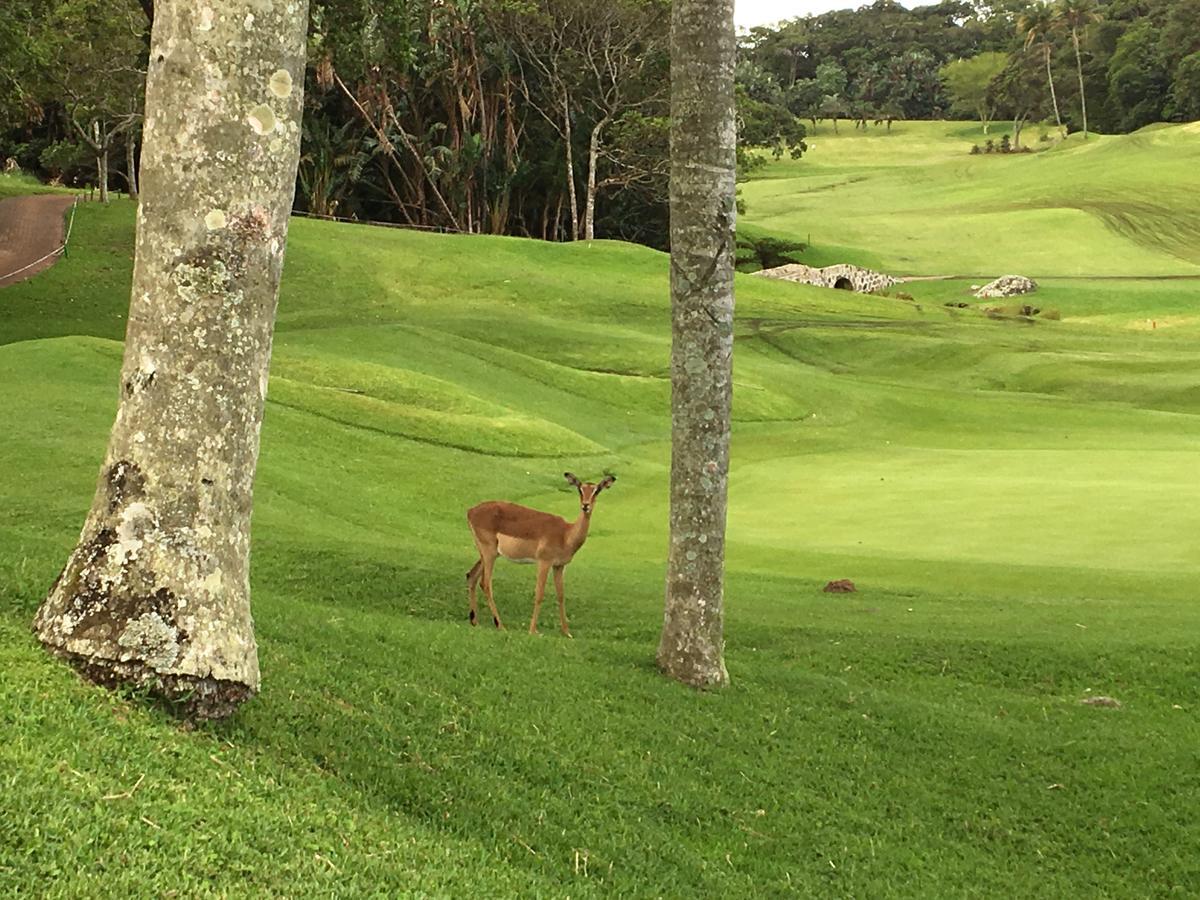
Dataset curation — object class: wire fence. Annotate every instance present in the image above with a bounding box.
[290,208,468,234]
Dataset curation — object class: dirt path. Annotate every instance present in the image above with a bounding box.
[0,194,77,288]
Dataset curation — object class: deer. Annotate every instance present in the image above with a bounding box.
[465,472,616,637]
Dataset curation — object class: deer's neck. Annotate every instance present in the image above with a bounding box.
[566,512,591,553]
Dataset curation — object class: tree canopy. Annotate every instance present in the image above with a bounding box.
[2,0,1198,249]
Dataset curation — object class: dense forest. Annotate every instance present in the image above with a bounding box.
[1,0,1197,249]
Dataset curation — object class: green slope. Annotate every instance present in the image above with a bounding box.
[740,120,1200,277]
[2,171,1199,896]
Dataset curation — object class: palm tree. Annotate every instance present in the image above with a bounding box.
[1018,3,1063,133]
[1055,0,1100,138]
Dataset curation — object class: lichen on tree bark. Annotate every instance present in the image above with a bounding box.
[34,0,309,719]
[655,0,735,689]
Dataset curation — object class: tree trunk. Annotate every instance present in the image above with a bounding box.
[126,134,139,201]
[584,117,608,241]
[1071,28,1088,138]
[656,0,734,689]
[34,0,309,719]
[1045,45,1063,131]
[562,95,579,241]
[96,150,109,204]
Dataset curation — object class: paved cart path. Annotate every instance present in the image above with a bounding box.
[0,195,77,288]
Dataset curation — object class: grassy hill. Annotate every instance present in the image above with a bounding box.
[741,120,1200,279]
[2,124,1200,896]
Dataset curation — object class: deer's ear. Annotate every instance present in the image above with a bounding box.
[564,472,582,488]
[597,474,616,491]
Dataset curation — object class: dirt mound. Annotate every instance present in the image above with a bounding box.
[823,579,856,593]
[0,194,77,288]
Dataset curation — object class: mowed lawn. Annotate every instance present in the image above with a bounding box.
[1,144,1199,898]
[741,120,1200,278]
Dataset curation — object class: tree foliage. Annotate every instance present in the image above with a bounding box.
[942,51,1008,131]
[4,0,1200,245]
[738,0,1200,140]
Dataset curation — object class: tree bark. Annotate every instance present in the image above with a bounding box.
[656,0,734,689]
[96,150,109,204]
[126,134,139,201]
[1071,28,1088,138]
[563,95,579,241]
[584,116,609,241]
[34,0,308,719]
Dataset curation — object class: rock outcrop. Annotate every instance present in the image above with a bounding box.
[974,275,1037,298]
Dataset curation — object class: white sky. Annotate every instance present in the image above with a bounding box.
[735,0,918,30]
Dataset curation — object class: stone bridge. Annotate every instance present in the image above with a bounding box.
[753,263,899,294]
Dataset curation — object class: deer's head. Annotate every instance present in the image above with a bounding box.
[564,472,616,516]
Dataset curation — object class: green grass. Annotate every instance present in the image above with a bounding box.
[3,123,1200,895]
[741,120,1200,279]
[0,172,70,199]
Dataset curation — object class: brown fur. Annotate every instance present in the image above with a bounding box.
[465,473,615,636]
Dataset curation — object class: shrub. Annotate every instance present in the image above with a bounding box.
[736,234,807,270]
[984,139,995,153]
[734,245,761,273]
[970,144,982,155]
[999,134,1012,153]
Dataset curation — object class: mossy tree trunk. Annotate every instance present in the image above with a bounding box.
[34,0,308,719]
[656,0,734,689]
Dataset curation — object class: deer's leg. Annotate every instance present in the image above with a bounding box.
[554,565,571,638]
[530,560,550,635]
[466,558,483,626]
[476,541,504,630]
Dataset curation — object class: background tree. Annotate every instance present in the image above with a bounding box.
[1018,3,1064,133]
[592,110,670,247]
[989,48,1050,148]
[883,49,947,119]
[941,51,1008,132]
[489,0,668,241]
[8,0,1200,245]
[657,0,734,689]
[34,0,309,718]
[1056,0,1100,138]
[735,60,808,158]
[1170,51,1200,121]
[0,2,37,125]
[29,0,147,201]
[1106,19,1170,131]
[787,77,824,129]
[577,0,669,240]
[815,60,848,133]
[1161,0,1200,121]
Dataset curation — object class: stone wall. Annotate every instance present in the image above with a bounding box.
[753,262,899,293]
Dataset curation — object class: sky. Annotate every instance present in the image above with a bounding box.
[734,0,918,30]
